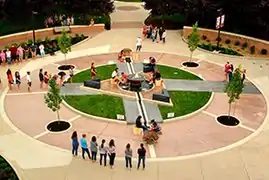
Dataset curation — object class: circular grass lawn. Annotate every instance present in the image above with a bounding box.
[65,64,211,120]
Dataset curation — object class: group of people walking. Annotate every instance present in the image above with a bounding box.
[71,131,147,170]
[224,61,246,83]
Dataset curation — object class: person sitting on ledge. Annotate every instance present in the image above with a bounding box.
[111,68,123,84]
[150,119,161,134]
[147,57,156,72]
[120,72,128,85]
[118,50,124,62]
[136,115,149,132]
[153,70,161,82]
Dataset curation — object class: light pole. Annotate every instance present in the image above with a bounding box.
[216,8,224,50]
[32,11,38,44]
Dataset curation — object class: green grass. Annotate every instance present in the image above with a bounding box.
[64,95,125,119]
[159,91,212,119]
[157,65,202,80]
[71,64,116,83]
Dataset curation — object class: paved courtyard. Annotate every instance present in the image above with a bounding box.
[1,1,269,180]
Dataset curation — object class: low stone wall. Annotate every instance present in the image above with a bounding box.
[183,26,269,57]
[0,24,104,49]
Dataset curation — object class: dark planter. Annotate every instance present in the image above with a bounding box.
[217,115,240,127]
[105,23,111,30]
[58,71,66,76]
[58,65,75,71]
[182,61,199,68]
[46,120,71,132]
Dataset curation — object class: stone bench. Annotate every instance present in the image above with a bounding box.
[84,79,101,89]
[53,26,71,34]
[152,89,170,103]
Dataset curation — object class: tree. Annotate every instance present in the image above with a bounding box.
[58,30,71,65]
[188,22,200,62]
[44,78,62,121]
[143,0,185,16]
[224,67,244,118]
[71,0,114,15]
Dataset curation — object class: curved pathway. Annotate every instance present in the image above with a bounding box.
[1,2,269,180]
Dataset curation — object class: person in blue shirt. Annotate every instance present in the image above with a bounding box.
[71,131,79,156]
[80,134,91,159]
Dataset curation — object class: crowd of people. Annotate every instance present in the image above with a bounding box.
[5,66,74,92]
[71,132,147,170]
[0,43,45,66]
[224,61,246,83]
[135,25,167,52]
[44,14,75,28]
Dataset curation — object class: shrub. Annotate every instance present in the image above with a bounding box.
[4,45,10,50]
[27,39,33,45]
[250,46,255,54]
[80,34,85,39]
[45,36,50,43]
[216,37,222,42]
[36,38,42,44]
[242,42,248,49]
[12,43,18,47]
[261,49,268,55]
[235,40,240,46]
[202,35,207,40]
[144,13,186,29]
[208,43,213,51]
[225,39,231,44]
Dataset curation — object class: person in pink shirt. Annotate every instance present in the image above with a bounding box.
[0,50,6,65]
[17,46,24,62]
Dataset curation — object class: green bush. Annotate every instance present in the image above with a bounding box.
[198,43,242,56]
[235,40,240,46]
[36,38,42,44]
[242,42,248,49]
[202,35,207,40]
[144,13,186,29]
[208,43,213,51]
[250,46,255,54]
[27,39,33,45]
[261,49,268,55]
[225,39,231,44]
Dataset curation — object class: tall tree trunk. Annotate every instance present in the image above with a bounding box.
[64,54,67,65]
[228,103,232,119]
[190,51,193,62]
[56,110,60,121]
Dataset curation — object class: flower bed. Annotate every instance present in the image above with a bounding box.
[0,156,19,180]
[198,43,242,56]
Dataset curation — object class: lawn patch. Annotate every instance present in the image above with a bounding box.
[64,95,125,119]
[159,91,211,119]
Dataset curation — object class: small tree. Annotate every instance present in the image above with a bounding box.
[58,30,72,65]
[188,22,200,62]
[224,67,244,118]
[44,78,62,121]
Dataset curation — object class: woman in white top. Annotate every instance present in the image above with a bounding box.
[6,49,11,65]
[136,37,142,52]
[39,44,45,57]
[26,71,32,92]
[99,139,108,166]
[107,139,116,168]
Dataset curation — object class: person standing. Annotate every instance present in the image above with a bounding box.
[15,71,21,90]
[108,139,116,169]
[137,143,146,170]
[17,45,24,62]
[80,134,91,160]
[71,131,79,157]
[9,44,17,63]
[39,69,44,89]
[30,44,37,58]
[69,66,74,83]
[24,45,29,61]
[136,36,142,52]
[99,139,107,166]
[6,49,11,65]
[151,27,157,42]
[26,71,32,92]
[162,29,166,43]
[44,71,50,89]
[241,69,246,84]
[158,27,164,42]
[125,143,132,169]
[224,62,231,81]
[90,136,98,162]
[91,62,97,79]
[6,69,13,90]
[39,44,45,57]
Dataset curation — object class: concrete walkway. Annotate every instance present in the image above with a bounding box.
[1,1,269,180]
[164,79,261,94]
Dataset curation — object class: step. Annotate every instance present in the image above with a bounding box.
[123,99,141,124]
[143,102,163,123]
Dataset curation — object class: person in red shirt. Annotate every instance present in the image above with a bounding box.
[224,61,231,81]
[6,69,13,90]
[9,45,17,63]
[121,72,128,85]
